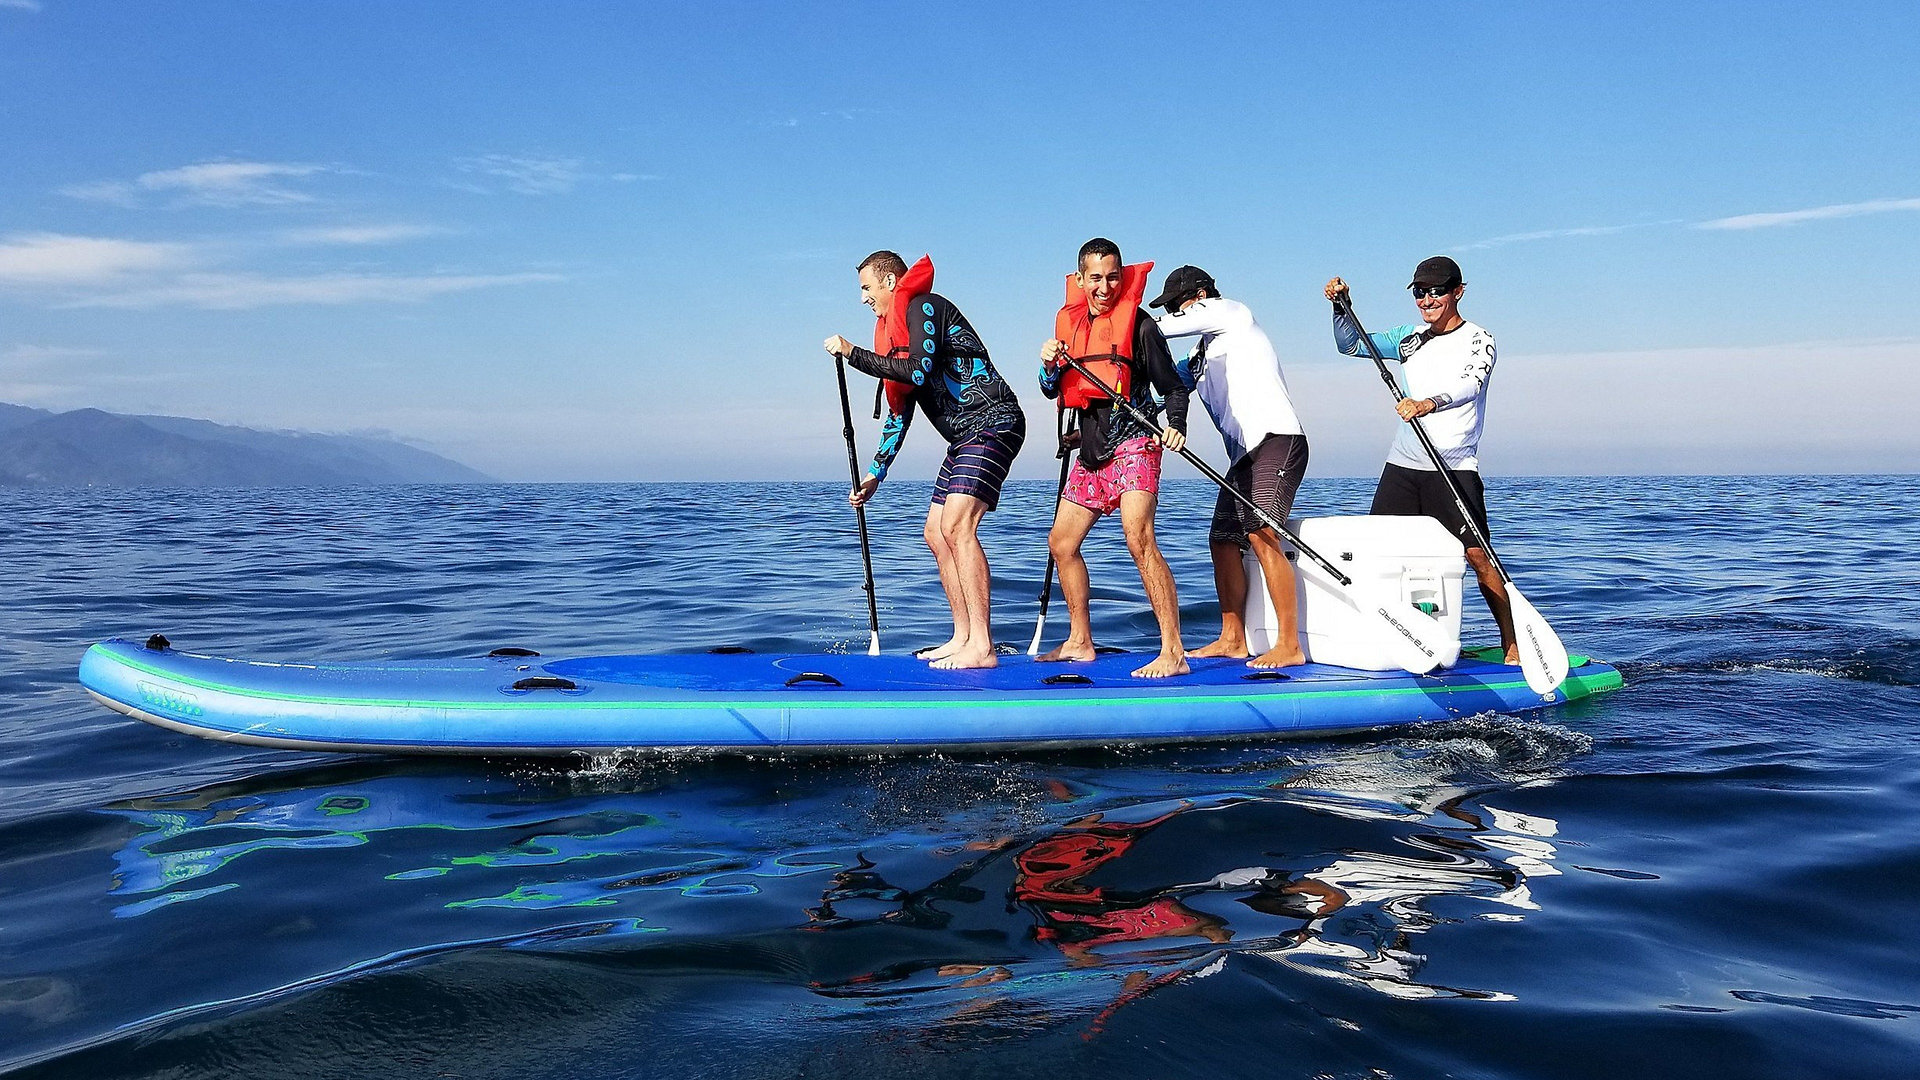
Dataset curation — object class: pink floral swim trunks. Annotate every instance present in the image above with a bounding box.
[1063,436,1163,515]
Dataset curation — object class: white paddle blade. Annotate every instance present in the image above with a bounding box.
[1026,618,1046,657]
[867,631,881,658]
[1312,570,1445,675]
[1505,584,1568,694]
[1361,597,1445,674]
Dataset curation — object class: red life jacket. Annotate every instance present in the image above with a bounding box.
[1054,261,1153,410]
[871,255,935,415]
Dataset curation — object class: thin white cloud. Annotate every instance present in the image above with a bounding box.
[280,223,443,246]
[0,233,197,285]
[65,271,562,310]
[455,154,653,195]
[1457,198,1920,251]
[0,229,556,311]
[61,160,329,208]
[1451,220,1682,252]
[0,0,44,11]
[1695,197,1920,230]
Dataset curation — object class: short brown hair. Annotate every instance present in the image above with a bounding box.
[857,250,908,278]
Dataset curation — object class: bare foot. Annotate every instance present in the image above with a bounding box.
[931,644,998,670]
[1504,646,1520,666]
[1131,651,1191,679]
[1036,640,1098,663]
[1187,636,1249,659]
[1247,646,1305,669]
[916,637,964,662]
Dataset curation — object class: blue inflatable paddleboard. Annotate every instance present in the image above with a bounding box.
[77,637,1623,756]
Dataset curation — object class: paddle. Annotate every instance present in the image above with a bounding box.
[1055,354,1444,675]
[1027,408,1077,656]
[833,354,882,656]
[1333,294,1569,693]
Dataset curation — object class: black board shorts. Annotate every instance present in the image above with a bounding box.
[1370,461,1490,547]
[1210,433,1309,549]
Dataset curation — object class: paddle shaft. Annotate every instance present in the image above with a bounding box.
[1034,408,1076,613]
[1057,355,1355,588]
[1334,295,1512,583]
[833,355,882,641]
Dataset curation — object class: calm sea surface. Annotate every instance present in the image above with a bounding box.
[1,475,1916,1079]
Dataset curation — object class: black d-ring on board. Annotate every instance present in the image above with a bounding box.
[511,675,577,691]
[489,647,540,658]
[784,672,843,687]
[1240,670,1292,682]
[1042,672,1093,686]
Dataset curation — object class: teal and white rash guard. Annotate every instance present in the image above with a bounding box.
[1334,311,1495,472]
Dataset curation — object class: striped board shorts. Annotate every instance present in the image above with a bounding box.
[1210,433,1309,548]
[931,418,1026,512]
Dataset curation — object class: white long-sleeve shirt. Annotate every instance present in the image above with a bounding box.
[1154,297,1304,464]
[1334,313,1496,472]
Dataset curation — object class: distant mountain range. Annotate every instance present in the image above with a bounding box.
[0,403,494,486]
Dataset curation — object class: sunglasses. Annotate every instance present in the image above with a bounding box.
[1410,284,1457,299]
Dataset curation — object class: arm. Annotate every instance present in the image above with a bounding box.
[1152,300,1230,342]
[867,399,914,481]
[845,344,918,383]
[1136,315,1188,436]
[1331,306,1413,362]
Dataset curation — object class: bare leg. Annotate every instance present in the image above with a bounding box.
[1118,490,1188,679]
[1188,539,1251,658]
[1036,500,1100,662]
[917,501,967,661]
[1466,546,1518,663]
[930,494,998,670]
[1245,528,1305,668]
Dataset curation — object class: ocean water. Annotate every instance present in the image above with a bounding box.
[1,475,1916,1079]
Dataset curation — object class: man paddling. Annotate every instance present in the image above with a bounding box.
[1325,256,1518,662]
[1036,238,1191,679]
[825,251,1025,670]
[1151,265,1310,669]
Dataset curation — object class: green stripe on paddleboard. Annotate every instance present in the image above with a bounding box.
[97,648,1621,713]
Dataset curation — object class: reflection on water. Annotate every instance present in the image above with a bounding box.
[103,734,1574,1028]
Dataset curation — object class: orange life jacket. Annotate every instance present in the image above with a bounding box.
[1054,261,1153,410]
[871,255,935,415]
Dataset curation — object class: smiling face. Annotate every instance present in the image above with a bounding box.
[858,265,898,319]
[1413,283,1464,328]
[1077,253,1124,317]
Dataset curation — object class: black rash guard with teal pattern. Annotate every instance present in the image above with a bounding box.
[846,293,1023,481]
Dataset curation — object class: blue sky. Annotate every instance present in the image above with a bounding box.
[1,1,1913,479]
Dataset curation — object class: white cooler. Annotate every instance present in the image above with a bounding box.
[1244,515,1466,671]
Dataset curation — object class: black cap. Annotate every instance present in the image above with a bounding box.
[1409,255,1463,290]
[1150,265,1217,310]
